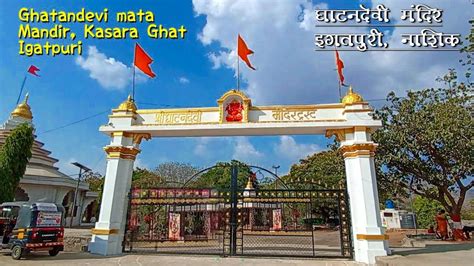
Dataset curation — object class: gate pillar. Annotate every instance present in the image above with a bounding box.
[89,97,150,255]
[328,127,390,264]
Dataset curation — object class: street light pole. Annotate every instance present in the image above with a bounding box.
[70,162,91,228]
[272,165,280,189]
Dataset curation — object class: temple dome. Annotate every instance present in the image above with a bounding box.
[341,86,364,105]
[11,93,33,120]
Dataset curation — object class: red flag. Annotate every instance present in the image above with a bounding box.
[27,65,40,77]
[335,50,345,85]
[238,35,256,70]
[134,43,156,78]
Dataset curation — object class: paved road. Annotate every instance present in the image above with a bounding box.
[378,242,474,266]
[1,245,473,266]
[1,234,472,265]
[0,251,362,266]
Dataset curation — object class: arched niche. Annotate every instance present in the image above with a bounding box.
[14,187,29,202]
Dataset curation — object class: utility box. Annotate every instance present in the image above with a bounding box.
[381,209,416,229]
[400,213,416,229]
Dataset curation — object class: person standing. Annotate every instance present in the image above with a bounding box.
[436,210,449,240]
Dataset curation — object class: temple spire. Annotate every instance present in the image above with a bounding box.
[11,92,33,120]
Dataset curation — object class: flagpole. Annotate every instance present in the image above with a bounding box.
[236,41,240,91]
[132,65,136,101]
[132,44,136,101]
[237,56,240,91]
[338,80,342,102]
[16,75,27,105]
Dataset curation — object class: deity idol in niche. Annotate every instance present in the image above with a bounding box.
[225,99,244,122]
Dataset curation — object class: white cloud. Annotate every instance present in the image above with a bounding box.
[179,76,190,84]
[134,158,149,170]
[57,157,80,176]
[193,0,472,105]
[193,137,212,156]
[208,51,232,70]
[194,137,262,162]
[232,137,262,162]
[76,46,147,90]
[274,136,320,162]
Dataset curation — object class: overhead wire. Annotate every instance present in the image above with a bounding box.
[36,103,188,135]
[37,110,110,135]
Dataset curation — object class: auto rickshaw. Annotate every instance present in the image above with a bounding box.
[0,202,65,260]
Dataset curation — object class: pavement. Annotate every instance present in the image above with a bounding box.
[1,242,473,266]
[377,242,474,266]
[0,252,363,266]
[0,229,472,265]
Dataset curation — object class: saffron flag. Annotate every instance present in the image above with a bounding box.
[238,35,256,70]
[335,50,345,86]
[27,65,40,77]
[134,43,156,78]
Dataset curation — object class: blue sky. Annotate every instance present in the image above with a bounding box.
[0,0,472,176]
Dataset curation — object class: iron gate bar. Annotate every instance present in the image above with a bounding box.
[337,192,344,256]
[235,188,351,258]
[230,165,238,256]
[124,167,352,259]
[311,191,315,257]
[123,190,132,253]
[345,189,354,258]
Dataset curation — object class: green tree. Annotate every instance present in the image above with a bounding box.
[154,162,199,186]
[84,172,104,193]
[190,160,250,189]
[284,144,399,204]
[284,148,345,189]
[132,168,164,188]
[412,195,443,229]
[83,171,104,218]
[0,123,34,203]
[372,70,473,218]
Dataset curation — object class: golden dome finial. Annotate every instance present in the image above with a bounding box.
[117,94,137,112]
[11,93,33,120]
[245,173,255,190]
[341,86,364,104]
[245,177,254,190]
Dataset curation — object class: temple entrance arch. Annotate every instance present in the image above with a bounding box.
[89,89,390,264]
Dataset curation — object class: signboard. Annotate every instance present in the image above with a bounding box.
[36,203,58,212]
[132,188,212,199]
[36,211,62,227]
[168,213,181,240]
[272,209,282,231]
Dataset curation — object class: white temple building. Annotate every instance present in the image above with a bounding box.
[0,95,98,226]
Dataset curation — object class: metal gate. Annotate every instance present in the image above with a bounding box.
[123,165,352,258]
